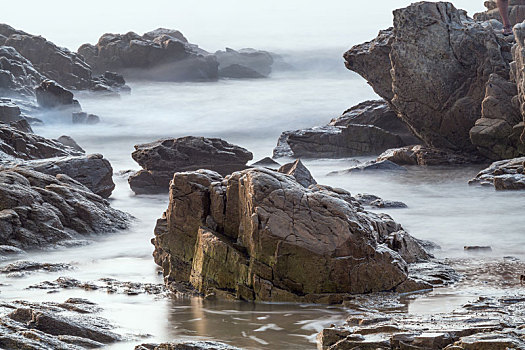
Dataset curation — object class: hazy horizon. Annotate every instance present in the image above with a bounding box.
[4,1,487,53]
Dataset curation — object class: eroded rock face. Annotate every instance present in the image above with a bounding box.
[0,23,92,90]
[273,100,419,158]
[469,156,525,190]
[152,168,432,302]
[511,21,525,155]
[0,167,130,249]
[377,145,481,166]
[78,28,218,81]
[128,136,253,194]
[0,46,45,97]
[215,48,273,78]
[475,0,525,26]
[35,80,81,110]
[0,98,22,123]
[345,2,509,154]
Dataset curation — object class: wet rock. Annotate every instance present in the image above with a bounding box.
[72,112,100,125]
[469,157,525,190]
[0,167,130,249]
[1,24,92,90]
[128,136,252,194]
[8,118,32,133]
[273,100,418,159]
[0,99,22,123]
[216,47,273,78]
[152,167,432,302]
[251,157,280,168]
[344,2,508,154]
[0,260,71,274]
[78,28,218,82]
[377,145,484,166]
[56,135,85,153]
[355,193,407,209]
[0,45,46,97]
[475,0,525,26]
[277,159,317,187]
[35,80,81,110]
[135,341,242,350]
[90,71,130,94]
[511,22,525,155]
[0,123,83,161]
[17,153,116,198]
[328,160,407,175]
[464,246,493,252]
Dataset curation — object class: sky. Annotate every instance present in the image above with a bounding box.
[3,1,487,52]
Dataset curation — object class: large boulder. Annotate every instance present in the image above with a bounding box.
[469,156,525,190]
[0,23,92,90]
[152,167,431,302]
[344,2,509,154]
[18,154,116,198]
[78,28,218,81]
[273,100,420,158]
[0,167,130,249]
[128,136,253,194]
[475,0,525,26]
[35,80,81,110]
[215,48,273,78]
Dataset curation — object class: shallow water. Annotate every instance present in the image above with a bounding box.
[1,60,524,349]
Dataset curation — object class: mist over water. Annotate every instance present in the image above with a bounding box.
[2,1,524,349]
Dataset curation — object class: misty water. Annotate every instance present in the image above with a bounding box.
[0,53,523,348]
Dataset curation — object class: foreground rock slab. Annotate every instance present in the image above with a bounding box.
[136,341,242,350]
[129,136,252,194]
[153,167,433,302]
[469,156,525,190]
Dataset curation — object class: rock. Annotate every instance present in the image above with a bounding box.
[475,0,525,26]
[273,100,418,159]
[0,167,130,249]
[464,246,493,252]
[355,193,407,209]
[277,159,317,187]
[0,45,46,97]
[469,157,525,190]
[0,123,83,161]
[8,119,32,133]
[152,167,432,302]
[135,341,242,350]
[72,112,100,125]
[17,154,116,198]
[251,157,280,168]
[78,29,218,82]
[451,332,525,349]
[344,2,509,154]
[511,21,525,155]
[328,160,407,175]
[35,80,81,110]
[0,23,92,90]
[128,136,253,194]
[215,47,273,78]
[90,71,130,94]
[55,135,85,153]
[0,99,22,123]
[0,260,71,274]
[377,145,483,166]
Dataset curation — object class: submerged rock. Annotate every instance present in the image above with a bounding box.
[274,100,418,158]
[344,2,512,156]
[128,136,253,194]
[215,47,273,78]
[78,28,218,82]
[153,167,432,302]
[469,156,525,190]
[0,167,130,249]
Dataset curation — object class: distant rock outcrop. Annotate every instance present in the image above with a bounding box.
[152,167,432,302]
[344,2,524,160]
[274,100,419,158]
[128,136,253,194]
[78,28,218,82]
[215,48,273,78]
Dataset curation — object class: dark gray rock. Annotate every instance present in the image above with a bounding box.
[135,341,242,350]
[218,64,264,79]
[355,193,407,209]
[216,47,273,78]
[278,159,317,187]
[72,112,100,125]
[35,80,80,110]
[0,45,46,97]
[469,157,525,190]
[0,99,22,123]
[328,160,407,175]
[55,135,85,153]
[128,136,253,194]
[251,157,280,168]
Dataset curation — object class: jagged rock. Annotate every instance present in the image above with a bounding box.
[72,112,100,125]
[215,48,273,78]
[0,260,71,274]
[277,159,317,187]
[470,73,523,159]
[475,0,525,26]
[0,99,22,123]
[511,21,525,155]
[78,28,218,82]
[0,23,92,90]
[355,193,407,209]
[0,167,130,249]
[0,123,83,161]
[90,71,130,94]
[35,80,81,110]
[345,2,509,154]
[251,157,280,168]
[56,135,85,153]
[152,167,432,302]
[328,160,407,175]
[469,157,525,190]
[377,145,482,166]
[17,154,116,198]
[274,100,419,158]
[0,45,46,98]
[128,136,253,194]
[7,119,32,133]
[135,341,242,350]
